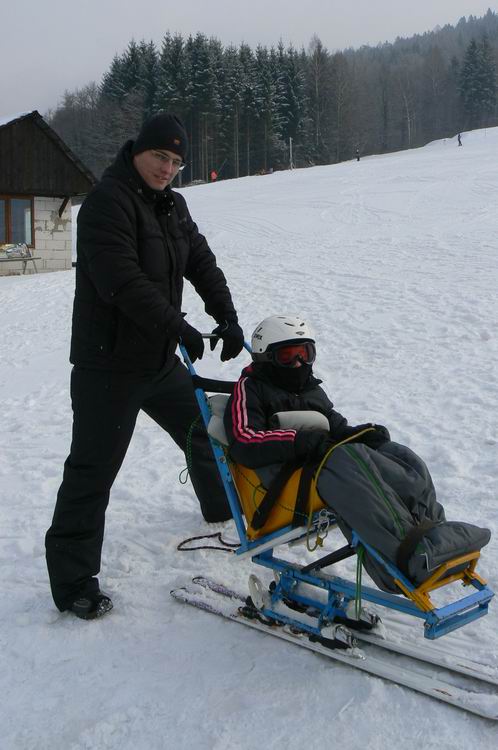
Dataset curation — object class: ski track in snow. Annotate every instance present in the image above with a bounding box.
[1,129,497,749]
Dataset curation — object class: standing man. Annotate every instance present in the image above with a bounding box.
[46,113,244,620]
[457,133,462,146]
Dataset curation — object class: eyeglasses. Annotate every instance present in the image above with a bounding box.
[271,342,316,367]
[151,151,185,171]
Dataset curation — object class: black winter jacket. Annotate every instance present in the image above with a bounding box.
[70,141,238,372]
[224,363,353,470]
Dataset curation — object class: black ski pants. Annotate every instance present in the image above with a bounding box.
[45,357,230,611]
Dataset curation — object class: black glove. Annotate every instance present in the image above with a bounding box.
[210,321,245,361]
[348,423,390,449]
[294,430,333,461]
[179,322,204,363]
[362,424,390,449]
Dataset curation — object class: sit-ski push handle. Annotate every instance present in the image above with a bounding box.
[179,334,251,374]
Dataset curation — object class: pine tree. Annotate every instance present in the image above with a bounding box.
[121,39,142,93]
[421,46,447,140]
[238,43,259,175]
[137,40,159,119]
[252,45,286,171]
[460,39,482,126]
[459,37,497,127]
[274,42,307,166]
[184,34,220,181]
[157,32,190,115]
[376,58,393,152]
[206,37,225,176]
[221,45,245,177]
[477,36,497,119]
[305,35,332,163]
[329,52,353,162]
[268,46,288,166]
[100,54,128,103]
[113,39,147,128]
[393,55,420,148]
[443,55,463,134]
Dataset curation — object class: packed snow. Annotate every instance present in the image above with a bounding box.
[1,129,497,749]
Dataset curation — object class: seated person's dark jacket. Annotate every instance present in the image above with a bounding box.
[224,362,353,471]
[71,141,237,373]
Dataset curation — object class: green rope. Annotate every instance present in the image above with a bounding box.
[179,414,202,484]
[355,545,365,619]
[344,446,406,539]
[305,510,326,552]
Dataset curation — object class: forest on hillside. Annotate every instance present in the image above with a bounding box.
[48,10,498,184]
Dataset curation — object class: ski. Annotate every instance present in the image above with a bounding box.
[191,575,498,686]
[171,578,498,720]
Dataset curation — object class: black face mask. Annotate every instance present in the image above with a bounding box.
[265,362,313,392]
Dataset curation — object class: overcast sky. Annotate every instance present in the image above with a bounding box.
[2,0,496,116]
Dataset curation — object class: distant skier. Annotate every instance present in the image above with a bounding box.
[457,133,462,146]
[355,148,360,161]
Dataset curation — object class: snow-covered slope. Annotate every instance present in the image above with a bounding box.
[1,128,497,749]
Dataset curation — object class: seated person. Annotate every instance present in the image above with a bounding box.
[224,315,490,593]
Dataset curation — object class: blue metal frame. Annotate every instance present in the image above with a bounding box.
[253,544,493,639]
[180,342,325,554]
[180,343,494,640]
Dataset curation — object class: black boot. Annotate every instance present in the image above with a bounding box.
[68,590,113,620]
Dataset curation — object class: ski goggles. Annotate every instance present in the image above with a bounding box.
[269,341,316,367]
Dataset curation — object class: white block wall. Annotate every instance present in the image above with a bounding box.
[33,196,73,273]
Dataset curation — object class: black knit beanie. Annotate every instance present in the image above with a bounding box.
[131,113,188,161]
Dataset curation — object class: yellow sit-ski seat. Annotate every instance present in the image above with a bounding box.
[230,462,326,540]
[206,394,326,539]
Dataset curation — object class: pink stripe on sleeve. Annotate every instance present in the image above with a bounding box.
[231,377,296,445]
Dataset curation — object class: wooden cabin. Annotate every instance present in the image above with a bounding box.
[0,111,96,274]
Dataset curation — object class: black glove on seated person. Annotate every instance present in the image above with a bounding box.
[295,423,391,462]
[361,424,390,449]
[210,321,245,361]
[346,423,391,449]
[294,430,333,462]
[179,322,204,363]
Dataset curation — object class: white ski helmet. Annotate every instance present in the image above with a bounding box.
[251,315,315,362]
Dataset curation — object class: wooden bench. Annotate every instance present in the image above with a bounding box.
[0,254,40,273]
